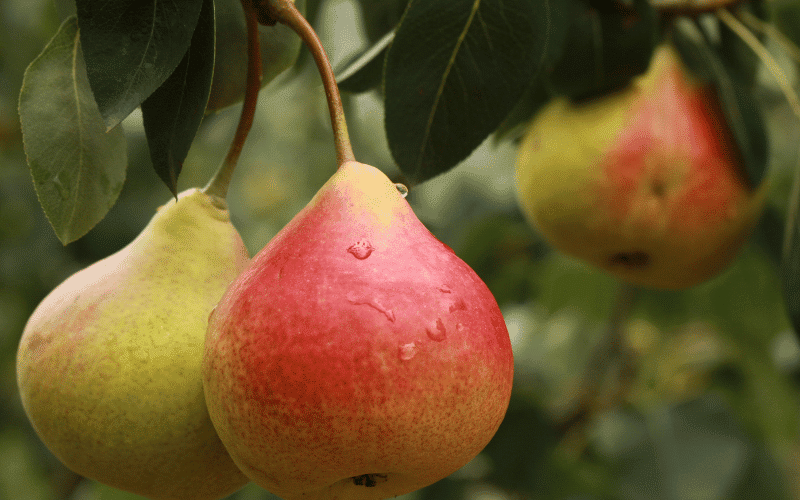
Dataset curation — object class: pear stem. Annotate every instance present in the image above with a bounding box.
[204,0,263,199]
[262,0,356,167]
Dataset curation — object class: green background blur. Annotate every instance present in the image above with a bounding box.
[3,1,800,499]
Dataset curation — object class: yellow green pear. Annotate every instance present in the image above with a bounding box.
[16,189,250,500]
[515,44,767,289]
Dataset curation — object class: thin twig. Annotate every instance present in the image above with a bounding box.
[204,0,263,199]
[554,282,639,435]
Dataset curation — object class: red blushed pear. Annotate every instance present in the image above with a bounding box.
[203,161,514,500]
[515,44,768,289]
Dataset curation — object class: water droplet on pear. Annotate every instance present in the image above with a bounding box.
[394,183,409,198]
[448,299,467,313]
[398,342,417,361]
[347,239,374,260]
[346,292,395,322]
[426,318,447,342]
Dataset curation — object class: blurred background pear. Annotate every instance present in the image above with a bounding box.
[515,44,767,289]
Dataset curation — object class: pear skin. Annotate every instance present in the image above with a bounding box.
[17,189,250,500]
[515,44,767,289]
[204,162,514,500]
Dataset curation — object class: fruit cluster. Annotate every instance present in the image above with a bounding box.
[17,169,514,500]
[16,6,769,500]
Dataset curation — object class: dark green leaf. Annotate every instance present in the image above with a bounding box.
[141,0,215,196]
[356,0,409,43]
[384,0,559,184]
[717,9,763,89]
[18,16,127,244]
[336,30,393,94]
[492,78,551,143]
[55,0,76,19]
[672,17,769,189]
[76,0,203,129]
[771,0,800,49]
[546,0,659,101]
[492,0,573,142]
[206,0,304,112]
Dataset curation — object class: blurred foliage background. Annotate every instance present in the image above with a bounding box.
[3,1,800,499]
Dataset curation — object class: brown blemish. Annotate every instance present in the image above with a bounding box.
[352,473,388,487]
[651,178,666,198]
[609,251,650,269]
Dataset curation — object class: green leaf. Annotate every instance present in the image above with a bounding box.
[335,0,407,93]
[18,16,127,245]
[357,0,409,43]
[717,9,764,89]
[206,0,304,112]
[546,0,659,101]
[492,77,551,143]
[75,0,204,129]
[384,0,559,184]
[771,0,800,49]
[336,30,394,94]
[672,17,768,190]
[141,0,215,196]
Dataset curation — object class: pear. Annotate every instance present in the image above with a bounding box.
[203,161,514,500]
[17,189,251,500]
[515,44,767,289]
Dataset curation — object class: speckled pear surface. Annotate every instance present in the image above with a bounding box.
[515,44,767,289]
[203,161,514,500]
[17,189,250,500]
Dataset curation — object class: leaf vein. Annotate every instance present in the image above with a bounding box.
[416,0,483,172]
